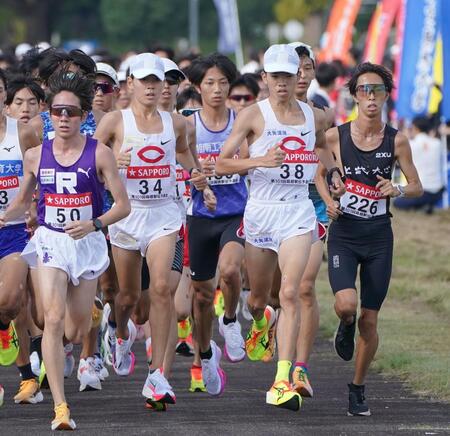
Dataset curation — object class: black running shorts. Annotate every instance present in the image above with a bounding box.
[187,214,244,282]
[327,216,393,311]
[141,239,184,291]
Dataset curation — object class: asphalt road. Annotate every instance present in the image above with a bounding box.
[1,319,449,435]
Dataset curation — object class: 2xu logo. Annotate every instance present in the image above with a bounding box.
[375,152,391,158]
[137,145,166,164]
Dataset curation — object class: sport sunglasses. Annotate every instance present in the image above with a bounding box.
[228,94,255,103]
[50,105,84,118]
[355,84,387,98]
[94,82,116,94]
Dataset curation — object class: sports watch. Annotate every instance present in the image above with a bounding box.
[92,218,103,231]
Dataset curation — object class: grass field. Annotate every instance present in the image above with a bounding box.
[316,209,450,401]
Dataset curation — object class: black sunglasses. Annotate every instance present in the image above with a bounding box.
[229,94,255,103]
[94,82,116,94]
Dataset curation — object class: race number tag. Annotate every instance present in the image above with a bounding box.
[44,192,93,229]
[199,153,241,186]
[340,179,386,219]
[0,175,19,211]
[175,166,190,203]
[270,136,318,185]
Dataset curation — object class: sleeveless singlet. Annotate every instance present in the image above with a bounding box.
[37,136,105,232]
[248,98,317,202]
[40,110,97,141]
[338,122,397,220]
[0,117,25,226]
[119,108,177,206]
[190,109,247,218]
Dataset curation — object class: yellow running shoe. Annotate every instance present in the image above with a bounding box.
[51,402,76,431]
[292,366,314,398]
[266,380,302,411]
[245,306,276,361]
[177,318,191,340]
[261,312,278,363]
[14,378,44,404]
[214,289,225,317]
[189,365,206,393]
[0,322,19,366]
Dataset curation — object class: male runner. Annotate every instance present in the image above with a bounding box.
[0,71,41,403]
[186,53,247,396]
[1,70,130,430]
[95,53,206,406]
[316,62,422,416]
[216,44,345,410]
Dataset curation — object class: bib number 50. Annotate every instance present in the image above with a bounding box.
[56,208,81,224]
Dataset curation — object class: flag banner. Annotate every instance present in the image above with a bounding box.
[363,0,402,64]
[213,0,239,54]
[396,0,440,119]
[319,0,362,64]
[392,0,406,103]
[440,0,450,121]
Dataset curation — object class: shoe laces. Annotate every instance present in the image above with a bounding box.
[54,402,69,421]
[0,327,13,349]
[272,381,290,400]
[223,321,243,347]
[19,378,36,391]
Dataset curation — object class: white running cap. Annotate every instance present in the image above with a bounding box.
[96,62,119,86]
[129,53,165,81]
[263,44,299,75]
[162,58,186,80]
[288,41,315,63]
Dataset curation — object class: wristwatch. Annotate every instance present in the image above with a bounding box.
[394,184,406,198]
[92,218,103,231]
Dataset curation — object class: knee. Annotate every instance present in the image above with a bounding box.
[43,309,65,331]
[117,288,140,308]
[358,313,378,338]
[0,294,23,321]
[299,280,316,306]
[219,262,240,284]
[279,285,298,308]
[334,295,357,319]
[150,280,171,301]
[193,286,214,309]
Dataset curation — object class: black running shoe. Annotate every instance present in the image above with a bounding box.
[347,383,371,416]
[334,318,356,361]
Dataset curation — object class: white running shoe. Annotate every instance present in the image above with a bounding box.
[240,289,253,321]
[142,368,176,404]
[63,343,75,378]
[78,357,102,391]
[30,351,40,377]
[113,320,137,376]
[93,355,109,381]
[0,385,3,407]
[201,340,226,396]
[218,315,245,362]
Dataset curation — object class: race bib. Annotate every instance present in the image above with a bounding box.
[175,166,190,203]
[126,164,171,201]
[199,153,241,186]
[268,136,318,185]
[340,179,387,219]
[0,176,19,211]
[44,192,93,229]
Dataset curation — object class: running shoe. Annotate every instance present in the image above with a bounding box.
[14,379,44,404]
[145,337,152,364]
[201,340,226,396]
[0,322,19,366]
[78,358,102,391]
[63,343,75,378]
[240,289,252,321]
[30,351,40,377]
[245,306,276,361]
[177,318,191,340]
[0,385,3,407]
[93,354,109,381]
[189,365,206,393]
[334,318,356,361]
[145,399,168,411]
[51,402,76,431]
[348,383,371,416]
[38,361,49,389]
[266,380,302,411]
[176,333,194,357]
[261,309,278,363]
[142,368,176,404]
[103,326,116,367]
[292,366,313,398]
[218,315,245,362]
[113,320,137,376]
[91,297,103,329]
[213,289,225,317]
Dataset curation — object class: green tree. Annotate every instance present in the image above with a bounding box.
[274,0,330,23]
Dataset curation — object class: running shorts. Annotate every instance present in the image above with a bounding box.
[187,214,244,281]
[109,200,182,257]
[0,223,28,260]
[244,197,316,252]
[21,226,109,286]
[327,216,393,311]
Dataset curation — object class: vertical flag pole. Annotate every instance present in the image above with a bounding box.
[231,0,244,70]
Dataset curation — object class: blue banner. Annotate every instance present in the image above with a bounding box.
[213,0,239,54]
[440,0,450,121]
[397,0,440,119]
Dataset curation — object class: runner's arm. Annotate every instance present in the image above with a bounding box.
[19,122,41,151]
[93,111,119,150]
[0,147,39,226]
[29,114,44,143]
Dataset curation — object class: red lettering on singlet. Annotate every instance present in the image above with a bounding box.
[0,176,19,189]
[45,193,92,207]
[127,165,170,179]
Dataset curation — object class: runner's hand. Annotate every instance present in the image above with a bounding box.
[262,142,286,168]
[117,147,132,169]
[190,169,208,191]
[376,175,399,197]
[203,186,217,211]
[200,155,215,176]
[326,200,343,221]
[329,172,346,198]
[64,220,95,240]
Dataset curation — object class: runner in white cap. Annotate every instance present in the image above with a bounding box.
[216,44,345,411]
[95,53,206,408]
